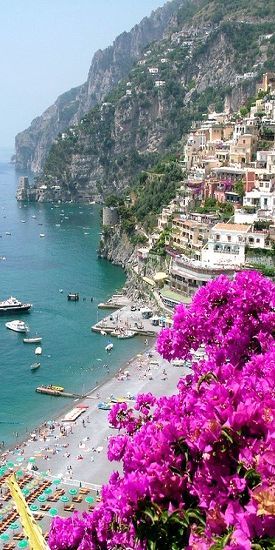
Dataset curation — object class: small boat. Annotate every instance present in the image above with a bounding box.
[31,215,36,219]
[35,346,42,355]
[67,293,79,301]
[117,330,136,339]
[98,402,112,410]
[23,337,42,344]
[5,320,29,333]
[100,330,107,336]
[59,289,63,293]
[39,233,45,238]
[21,220,26,223]
[105,343,113,352]
[31,362,40,371]
[5,232,11,236]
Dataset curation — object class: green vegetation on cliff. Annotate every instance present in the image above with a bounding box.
[40,0,274,202]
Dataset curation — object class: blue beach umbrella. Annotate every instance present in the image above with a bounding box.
[18,540,29,548]
[68,488,77,495]
[37,495,47,502]
[0,534,10,541]
[85,496,94,504]
[9,522,20,530]
[49,508,58,517]
[30,504,39,512]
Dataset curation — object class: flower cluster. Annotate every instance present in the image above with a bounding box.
[49,271,275,549]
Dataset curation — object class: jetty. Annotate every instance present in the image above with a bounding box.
[92,304,160,338]
[36,386,84,398]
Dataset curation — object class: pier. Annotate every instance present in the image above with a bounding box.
[92,304,160,338]
[36,386,84,398]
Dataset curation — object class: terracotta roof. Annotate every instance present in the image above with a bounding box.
[214,223,251,232]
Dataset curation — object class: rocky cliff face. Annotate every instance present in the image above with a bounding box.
[15,0,182,172]
[37,0,274,202]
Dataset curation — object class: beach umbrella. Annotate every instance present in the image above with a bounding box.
[44,487,52,494]
[0,534,10,541]
[0,467,7,476]
[22,488,30,496]
[7,461,14,468]
[16,457,24,463]
[85,496,94,504]
[53,478,61,485]
[28,457,36,463]
[37,495,47,502]
[9,522,20,530]
[60,495,69,503]
[68,488,78,496]
[16,470,24,478]
[18,540,29,548]
[30,504,39,512]
[49,508,58,517]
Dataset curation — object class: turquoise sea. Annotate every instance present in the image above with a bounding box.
[0,150,145,448]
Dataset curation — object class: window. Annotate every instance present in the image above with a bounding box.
[216,234,220,241]
[256,238,260,243]
[227,235,231,242]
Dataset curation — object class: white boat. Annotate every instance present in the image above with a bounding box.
[39,233,45,238]
[35,346,42,355]
[117,330,136,339]
[105,343,113,352]
[30,362,40,371]
[23,337,42,344]
[101,330,107,336]
[0,296,32,314]
[5,320,29,333]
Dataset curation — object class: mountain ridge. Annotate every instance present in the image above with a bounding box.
[15,0,182,172]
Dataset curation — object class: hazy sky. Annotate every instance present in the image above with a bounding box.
[0,0,167,149]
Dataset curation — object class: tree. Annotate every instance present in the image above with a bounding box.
[49,271,275,550]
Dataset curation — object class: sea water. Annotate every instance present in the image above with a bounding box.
[0,152,146,447]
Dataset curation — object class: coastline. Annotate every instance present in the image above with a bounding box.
[1,338,190,487]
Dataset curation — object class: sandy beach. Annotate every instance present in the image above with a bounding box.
[1,344,189,488]
[0,307,190,547]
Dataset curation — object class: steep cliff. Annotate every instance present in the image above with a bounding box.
[15,0,182,172]
[37,0,274,201]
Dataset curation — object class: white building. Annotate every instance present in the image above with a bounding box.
[155,80,166,87]
[201,223,251,267]
[148,67,159,74]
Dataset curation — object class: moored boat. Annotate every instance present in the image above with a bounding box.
[105,343,113,352]
[117,330,136,339]
[35,346,42,355]
[23,337,42,344]
[5,320,29,333]
[30,362,41,371]
[67,293,79,301]
[0,296,32,314]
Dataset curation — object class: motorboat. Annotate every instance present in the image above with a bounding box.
[39,233,45,238]
[67,293,79,301]
[105,343,113,352]
[23,337,42,344]
[117,330,136,339]
[0,296,32,314]
[100,330,107,336]
[5,320,29,333]
[35,346,42,355]
[30,362,41,371]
